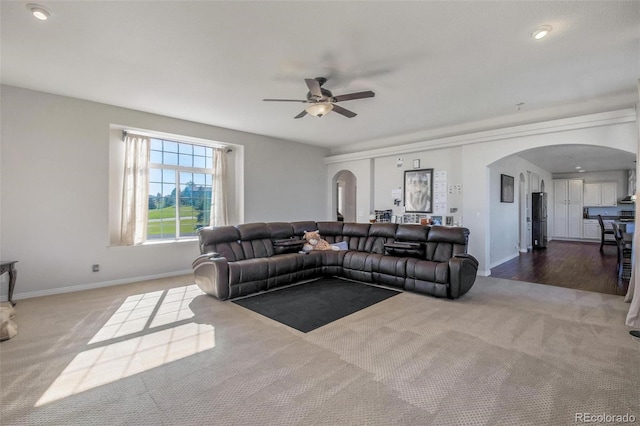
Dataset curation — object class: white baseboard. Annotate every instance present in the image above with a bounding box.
[489,252,520,270]
[1,269,193,302]
[478,269,491,277]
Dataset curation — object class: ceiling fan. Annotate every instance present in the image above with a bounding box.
[263,77,375,119]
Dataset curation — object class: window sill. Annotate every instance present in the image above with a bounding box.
[109,238,198,250]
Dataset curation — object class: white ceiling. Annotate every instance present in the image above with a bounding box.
[516,144,636,174]
[1,1,638,171]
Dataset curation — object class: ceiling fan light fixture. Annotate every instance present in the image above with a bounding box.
[27,4,50,20]
[306,102,333,117]
[532,25,552,40]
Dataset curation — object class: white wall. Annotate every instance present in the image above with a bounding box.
[488,156,552,267]
[462,118,636,274]
[327,159,373,222]
[372,147,464,223]
[0,85,328,299]
[326,110,638,276]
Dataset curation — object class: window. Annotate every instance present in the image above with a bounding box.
[148,138,214,240]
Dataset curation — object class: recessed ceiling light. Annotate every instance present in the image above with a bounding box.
[578,169,586,173]
[532,25,552,40]
[27,4,50,21]
[575,165,582,169]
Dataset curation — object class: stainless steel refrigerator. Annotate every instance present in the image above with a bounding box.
[531,192,547,249]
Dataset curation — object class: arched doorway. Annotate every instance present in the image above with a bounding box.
[333,170,357,222]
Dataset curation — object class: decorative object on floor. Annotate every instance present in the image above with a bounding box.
[0,302,17,341]
[233,278,399,333]
[500,174,514,203]
[404,169,433,213]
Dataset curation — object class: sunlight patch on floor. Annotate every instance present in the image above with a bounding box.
[36,285,213,407]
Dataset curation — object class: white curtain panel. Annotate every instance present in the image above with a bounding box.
[120,133,150,245]
[210,148,228,227]
[625,79,640,327]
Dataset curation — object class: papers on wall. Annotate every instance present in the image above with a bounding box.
[433,170,447,214]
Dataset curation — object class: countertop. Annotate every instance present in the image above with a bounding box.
[586,216,634,222]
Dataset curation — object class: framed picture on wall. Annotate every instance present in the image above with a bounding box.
[404,169,433,213]
[501,174,515,203]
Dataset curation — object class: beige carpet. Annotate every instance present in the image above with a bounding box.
[0,275,638,425]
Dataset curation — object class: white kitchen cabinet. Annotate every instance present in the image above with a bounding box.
[553,179,583,238]
[583,183,600,206]
[583,219,600,239]
[583,182,617,206]
[601,182,617,206]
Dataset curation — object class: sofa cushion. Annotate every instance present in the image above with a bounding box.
[266,253,304,283]
[364,223,397,254]
[342,251,377,282]
[342,223,371,251]
[425,226,469,262]
[229,258,269,284]
[198,226,245,261]
[268,222,295,239]
[317,221,345,244]
[238,223,274,259]
[373,255,408,288]
[395,224,428,243]
[291,221,318,238]
[270,222,303,254]
[405,258,449,284]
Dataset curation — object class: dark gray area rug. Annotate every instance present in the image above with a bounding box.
[233,278,400,332]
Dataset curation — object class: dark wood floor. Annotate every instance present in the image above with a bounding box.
[490,240,629,296]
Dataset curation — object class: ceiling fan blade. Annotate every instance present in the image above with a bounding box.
[331,104,357,118]
[294,110,308,119]
[305,78,323,98]
[332,90,375,102]
[263,98,307,102]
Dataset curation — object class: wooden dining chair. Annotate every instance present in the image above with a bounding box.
[598,215,616,252]
[612,222,632,280]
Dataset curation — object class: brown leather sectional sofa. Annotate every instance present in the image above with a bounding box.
[192,221,479,301]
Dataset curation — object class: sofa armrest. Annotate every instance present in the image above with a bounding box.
[447,253,479,299]
[192,253,230,300]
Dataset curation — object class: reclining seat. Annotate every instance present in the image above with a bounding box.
[405,226,478,299]
[369,223,412,289]
[290,221,324,280]
[193,226,245,300]
[317,221,347,276]
[234,223,275,295]
[341,223,376,283]
[268,222,320,288]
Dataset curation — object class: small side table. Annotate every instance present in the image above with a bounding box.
[0,261,18,306]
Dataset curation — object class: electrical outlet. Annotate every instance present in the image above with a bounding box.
[92,264,100,272]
